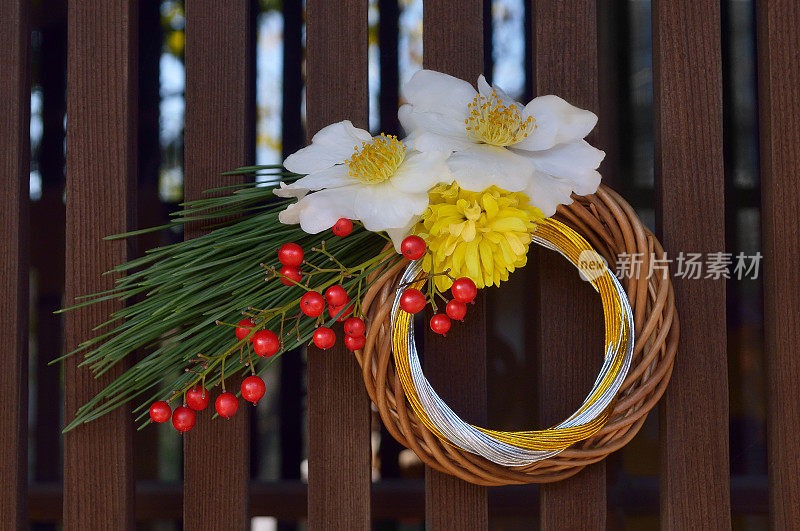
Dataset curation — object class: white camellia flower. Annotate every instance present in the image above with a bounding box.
[399,69,605,217]
[275,120,450,249]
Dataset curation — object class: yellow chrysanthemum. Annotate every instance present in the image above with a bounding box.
[414,182,544,291]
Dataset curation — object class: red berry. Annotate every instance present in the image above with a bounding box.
[235,318,254,341]
[332,218,353,237]
[430,313,451,335]
[329,299,353,321]
[343,317,366,337]
[400,235,427,260]
[445,300,467,321]
[215,392,239,418]
[149,401,171,423]
[278,242,304,267]
[172,406,196,433]
[241,375,266,405]
[300,291,326,317]
[252,329,280,357]
[451,277,478,303]
[280,265,302,286]
[344,334,366,351]
[399,288,427,314]
[186,385,210,411]
[313,327,336,349]
[324,285,348,307]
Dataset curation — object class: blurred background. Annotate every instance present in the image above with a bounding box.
[27,0,763,528]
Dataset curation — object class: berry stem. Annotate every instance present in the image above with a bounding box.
[278,313,286,350]
[220,355,227,392]
[246,342,255,376]
[311,241,351,273]
[260,263,316,291]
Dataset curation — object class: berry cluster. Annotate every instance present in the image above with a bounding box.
[397,236,478,335]
[147,218,369,432]
[148,371,266,433]
[147,220,475,433]
[305,284,367,351]
[399,276,477,335]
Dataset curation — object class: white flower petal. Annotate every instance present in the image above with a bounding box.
[390,151,451,193]
[399,103,472,154]
[401,128,476,154]
[514,95,598,151]
[281,164,356,194]
[522,170,577,217]
[277,201,302,224]
[477,74,493,98]
[278,186,359,234]
[401,69,477,115]
[491,81,519,107]
[475,75,516,106]
[513,139,604,194]
[284,120,372,174]
[446,144,533,193]
[273,181,309,199]
[398,104,469,141]
[354,183,429,231]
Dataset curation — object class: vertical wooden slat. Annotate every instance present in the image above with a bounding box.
[531,2,606,529]
[305,1,371,529]
[756,1,800,527]
[63,1,137,528]
[652,0,731,527]
[0,0,30,527]
[183,2,255,530]
[422,2,488,529]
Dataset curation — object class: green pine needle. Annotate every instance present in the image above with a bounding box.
[59,166,398,432]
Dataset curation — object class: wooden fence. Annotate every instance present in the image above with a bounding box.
[1,0,799,529]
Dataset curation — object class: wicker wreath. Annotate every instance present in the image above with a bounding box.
[355,185,679,485]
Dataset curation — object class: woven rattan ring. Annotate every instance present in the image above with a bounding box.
[356,185,679,485]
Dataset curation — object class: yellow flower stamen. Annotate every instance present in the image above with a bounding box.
[414,182,545,290]
[464,90,536,147]
[345,133,406,184]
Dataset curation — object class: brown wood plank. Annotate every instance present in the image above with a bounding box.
[652,0,731,527]
[756,1,800,527]
[422,1,488,529]
[182,2,255,530]
[63,1,138,528]
[305,1,372,529]
[0,0,31,527]
[531,2,607,529]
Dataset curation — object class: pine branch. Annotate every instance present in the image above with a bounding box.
[59,166,397,431]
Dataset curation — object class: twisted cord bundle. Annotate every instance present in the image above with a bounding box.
[391,218,634,466]
[356,186,679,485]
